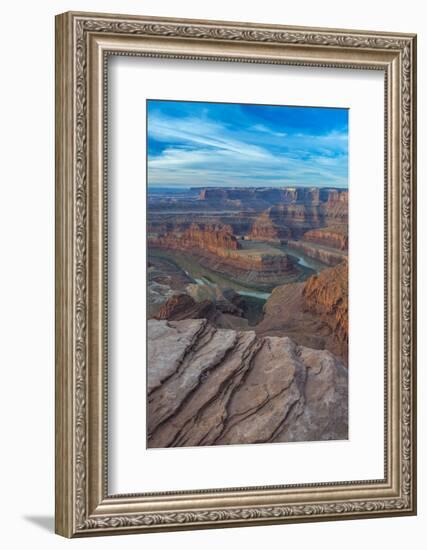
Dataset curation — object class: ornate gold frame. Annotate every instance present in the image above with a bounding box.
[55,11,417,537]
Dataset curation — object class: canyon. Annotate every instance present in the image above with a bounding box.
[150,223,295,273]
[147,185,349,447]
[149,223,299,288]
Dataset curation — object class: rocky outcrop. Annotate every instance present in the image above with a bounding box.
[147,256,193,317]
[154,289,246,324]
[154,294,216,322]
[198,187,289,206]
[186,284,243,313]
[302,226,348,251]
[256,282,333,350]
[321,191,348,225]
[247,202,349,243]
[256,262,348,363]
[248,203,346,239]
[150,224,297,282]
[303,260,348,361]
[320,188,348,204]
[193,187,348,231]
[198,188,227,201]
[197,186,348,207]
[147,281,175,318]
[221,249,294,274]
[147,212,255,239]
[247,209,291,242]
[186,283,264,327]
[259,204,324,235]
[287,240,346,266]
[151,223,240,255]
[147,319,348,448]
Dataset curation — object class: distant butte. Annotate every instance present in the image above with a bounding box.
[195,186,348,205]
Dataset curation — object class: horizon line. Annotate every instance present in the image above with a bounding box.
[147,184,349,190]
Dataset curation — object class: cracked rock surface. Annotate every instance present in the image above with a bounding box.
[147,319,348,448]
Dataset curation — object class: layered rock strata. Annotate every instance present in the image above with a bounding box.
[147,257,193,317]
[256,261,348,363]
[302,227,348,251]
[154,294,216,322]
[148,187,348,242]
[287,240,346,266]
[149,224,297,281]
[151,223,240,255]
[154,291,248,328]
[147,319,348,447]
[246,203,348,241]
[197,186,348,206]
[303,260,348,361]
[247,209,291,242]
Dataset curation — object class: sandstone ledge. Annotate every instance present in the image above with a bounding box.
[147,319,348,448]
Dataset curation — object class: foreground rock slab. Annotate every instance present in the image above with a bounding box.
[147,319,348,448]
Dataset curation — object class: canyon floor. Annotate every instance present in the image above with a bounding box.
[147,186,349,448]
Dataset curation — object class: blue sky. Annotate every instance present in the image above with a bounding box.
[147,100,348,188]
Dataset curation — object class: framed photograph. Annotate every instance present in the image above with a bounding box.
[55,11,417,537]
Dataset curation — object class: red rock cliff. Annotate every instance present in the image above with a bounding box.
[302,261,348,362]
[247,209,291,242]
[151,223,240,255]
[302,227,348,251]
[149,224,295,277]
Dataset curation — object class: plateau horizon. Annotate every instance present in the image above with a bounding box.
[148,184,349,192]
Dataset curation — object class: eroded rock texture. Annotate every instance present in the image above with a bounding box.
[287,240,346,266]
[302,226,348,251]
[147,319,348,448]
[151,223,241,254]
[247,209,291,242]
[149,223,296,282]
[303,260,348,360]
[257,261,348,364]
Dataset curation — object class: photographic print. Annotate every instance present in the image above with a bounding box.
[147,100,349,449]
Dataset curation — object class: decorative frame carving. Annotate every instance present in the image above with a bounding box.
[55,11,417,537]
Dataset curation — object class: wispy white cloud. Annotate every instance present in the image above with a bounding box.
[149,114,271,160]
[147,108,348,188]
[251,123,288,138]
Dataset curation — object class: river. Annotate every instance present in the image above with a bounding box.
[273,243,327,272]
[149,244,325,303]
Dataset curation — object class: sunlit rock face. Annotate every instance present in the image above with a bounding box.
[302,227,348,251]
[302,260,348,362]
[256,261,348,364]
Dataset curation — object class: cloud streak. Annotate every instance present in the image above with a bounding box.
[147,100,348,188]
